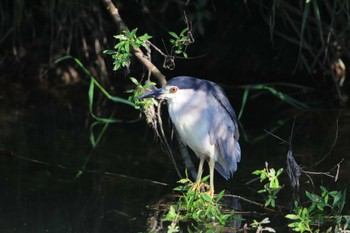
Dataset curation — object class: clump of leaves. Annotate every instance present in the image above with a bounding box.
[169,28,193,58]
[104,28,152,70]
[125,77,159,128]
[126,77,156,110]
[252,163,283,207]
[164,174,237,232]
[250,217,276,233]
[286,186,350,232]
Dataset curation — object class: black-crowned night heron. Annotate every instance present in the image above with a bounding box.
[139,76,241,196]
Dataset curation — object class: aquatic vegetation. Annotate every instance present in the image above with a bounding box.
[252,163,284,207]
[163,173,238,232]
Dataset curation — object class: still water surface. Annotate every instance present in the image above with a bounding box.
[1,98,349,232]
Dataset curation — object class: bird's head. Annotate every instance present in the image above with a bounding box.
[138,85,179,101]
[138,76,202,102]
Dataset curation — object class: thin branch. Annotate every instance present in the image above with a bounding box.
[2,150,169,187]
[303,159,344,182]
[263,129,288,144]
[147,40,168,57]
[224,194,278,212]
[156,100,182,179]
[100,0,166,86]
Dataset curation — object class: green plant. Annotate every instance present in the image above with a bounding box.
[253,164,283,207]
[286,206,313,233]
[126,77,156,110]
[169,27,193,58]
[104,28,152,70]
[237,84,311,121]
[250,217,276,233]
[286,186,350,232]
[163,173,237,231]
[253,0,350,103]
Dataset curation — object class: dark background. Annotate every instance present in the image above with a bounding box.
[1,0,350,232]
[2,0,349,99]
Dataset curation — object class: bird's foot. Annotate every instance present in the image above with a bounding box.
[192,182,214,197]
[206,188,214,197]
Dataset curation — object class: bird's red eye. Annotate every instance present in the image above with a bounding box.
[170,87,178,93]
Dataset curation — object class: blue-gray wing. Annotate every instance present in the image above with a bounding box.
[206,81,241,180]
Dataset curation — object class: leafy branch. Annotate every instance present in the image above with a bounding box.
[253,163,283,207]
[104,28,152,71]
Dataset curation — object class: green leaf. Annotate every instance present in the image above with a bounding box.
[320,186,328,193]
[169,31,179,38]
[302,208,309,218]
[261,217,271,224]
[143,81,156,89]
[129,28,138,38]
[114,34,127,40]
[328,191,338,197]
[115,41,126,49]
[180,27,189,35]
[270,198,275,207]
[285,214,299,220]
[201,175,210,183]
[252,170,262,175]
[130,40,140,48]
[276,168,284,176]
[264,227,276,232]
[305,191,314,201]
[108,95,135,107]
[201,193,213,202]
[164,205,177,221]
[103,49,116,55]
[260,172,267,180]
[125,42,130,53]
[324,193,329,204]
[216,190,225,202]
[177,178,190,184]
[308,203,316,212]
[139,33,152,41]
[129,77,139,85]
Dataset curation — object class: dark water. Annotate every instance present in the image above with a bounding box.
[1,96,350,232]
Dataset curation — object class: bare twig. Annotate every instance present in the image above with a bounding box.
[263,129,288,144]
[303,159,344,182]
[156,99,182,179]
[183,11,195,44]
[147,40,176,70]
[1,150,169,186]
[224,194,278,212]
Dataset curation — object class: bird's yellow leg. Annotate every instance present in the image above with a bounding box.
[208,157,215,197]
[192,157,205,192]
[192,157,214,197]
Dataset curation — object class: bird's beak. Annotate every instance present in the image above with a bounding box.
[138,88,167,99]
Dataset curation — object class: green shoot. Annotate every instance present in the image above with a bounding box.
[169,27,192,58]
[126,77,156,110]
[252,163,283,207]
[104,28,152,71]
[286,186,349,232]
[250,217,276,232]
[164,173,238,231]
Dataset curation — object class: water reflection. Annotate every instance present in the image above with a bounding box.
[1,100,349,232]
[0,104,172,233]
